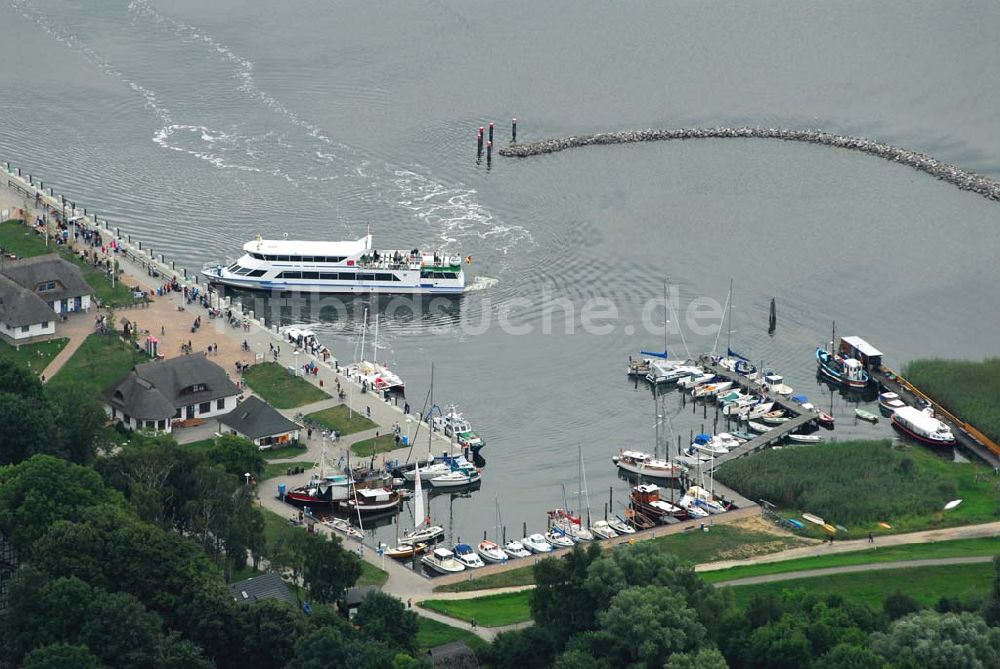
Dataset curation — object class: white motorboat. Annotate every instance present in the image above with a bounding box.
[608,516,636,535]
[432,405,486,452]
[327,518,364,540]
[613,449,687,480]
[747,421,772,433]
[740,401,775,421]
[678,494,710,518]
[723,397,759,415]
[203,232,466,295]
[678,372,716,389]
[787,434,823,443]
[589,520,618,540]
[503,540,532,559]
[545,529,576,548]
[762,374,794,396]
[687,486,727,514]
[402,461,452,482]
[429,469,481,488]
[892,406,957,446]
[421,547,466,574]
[647,362,701,385]
[715,433,744,449]
[452,543,485,569]
[878,391,907,413]
[476,540,508,563]
[762,415,791,425]
[400,525,445,545]
[690,434,728,456]
[521,533,555,553]
[692,380,734,398]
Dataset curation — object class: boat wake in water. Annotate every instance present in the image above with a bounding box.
[465,276,499,292]
[10,0,530,251]
[500,127,1000,202]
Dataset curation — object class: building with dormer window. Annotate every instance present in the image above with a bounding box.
[102,353,241,433]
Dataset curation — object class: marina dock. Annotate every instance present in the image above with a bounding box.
[695,356,820,472]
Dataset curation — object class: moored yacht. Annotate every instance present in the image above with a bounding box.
[613,449,686,480]
[422,547,465,574]
[892,406,956,446]
[203,233,466,294]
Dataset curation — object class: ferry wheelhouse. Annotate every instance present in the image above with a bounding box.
[202,234,465,295]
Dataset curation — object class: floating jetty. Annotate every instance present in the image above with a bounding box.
[694,356,820,472]
[499,127,1000,202]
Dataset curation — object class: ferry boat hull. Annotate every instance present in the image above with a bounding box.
[816,348,869,390]
[891,411,957,447]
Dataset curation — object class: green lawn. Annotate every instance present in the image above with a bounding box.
[357,560,389,588]
[182,438,217,453]
[0,337,67,376]
[307,404,377,436]
[262,444,309,460]
[243,362,329,409]
[48,332,149,392]
[717,439,1000,538]
[434,564,537,593]
[724,562,995,609]
[416,617,488,654]
[262,460,316,481]
[650,523,812,563]
[904,358,1000,445]
[0,220,139,307]
[421,590,532,627]
[350,433,401,457]
[433,523,812,593]
[702,537,1000,584]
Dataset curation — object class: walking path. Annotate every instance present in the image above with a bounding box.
[711,556,993,588]
[38,315,93,380]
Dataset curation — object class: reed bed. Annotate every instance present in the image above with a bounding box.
[903,358,1000,445]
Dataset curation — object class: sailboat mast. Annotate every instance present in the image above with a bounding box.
[373,314,379,365]
[360,307,368,363]
[727,277,734,356]
[427,362,434,457]
[663,278,668,357]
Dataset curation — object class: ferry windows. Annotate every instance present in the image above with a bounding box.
[358,273,376,281]
[301,272,320,280]
[277,255,291,262]
[245,269,266,278]
[320,273,338,280]
[278,271,302,279]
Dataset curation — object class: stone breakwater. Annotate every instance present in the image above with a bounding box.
[499,127,1000,202]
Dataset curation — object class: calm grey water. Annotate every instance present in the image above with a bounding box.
[3,0,1000,548]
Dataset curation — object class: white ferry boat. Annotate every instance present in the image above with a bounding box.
[202,233,466,295]
[892,406,956,446]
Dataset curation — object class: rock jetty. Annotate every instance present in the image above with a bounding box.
[499,127,1000,202]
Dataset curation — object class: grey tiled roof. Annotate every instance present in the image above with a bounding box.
[219,396,300,440]
[0,274,55,328]
[103,353,240,420]
[1,254,91,303]
[229,572,298,607]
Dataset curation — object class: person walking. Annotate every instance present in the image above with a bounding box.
[868,532,874,544]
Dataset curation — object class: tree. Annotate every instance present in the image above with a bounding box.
[45,382,109,464]
[871,610,1000,669]
[22,643,104,669]
[487,627,556,669]
[662,647,729,669]
[813,643,888,669]
[2,572,166,668]
[554,648,606,669]
[0,358,44,398]
[0,454,124,551]
[598,586,707,667]
[354,591,420,654]
[884,591,922,621]
[300,531,361,603]
[291,628,404,669]
[238,599,307,669]
[208,434,264,479]
[531,542,604,646]
[0,392,54,465]
[744,616,812,669]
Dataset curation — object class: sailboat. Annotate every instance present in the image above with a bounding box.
[350,310,405,393]
[477,499,508,563]
[399,462,444,545]
[717,278,757,376]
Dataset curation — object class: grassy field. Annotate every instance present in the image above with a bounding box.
[243,362,328,409]
[357,560,389,588]
[350,433,400,457]
[307,404,377,436]
[433,521,813,593]
[0,220,139,307]
[416,617,488,654]
[48,332,149,392]
[904,358,1000,445]
[182,438,216,453]
[725,561,995,608]
[0,337,67,375]
[262,460,316,481]
[717,440,1000,537]
[702,537,1000,584]
[262,444,309,460]
[421,590,532,627]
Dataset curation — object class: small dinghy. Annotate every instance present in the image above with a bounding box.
[855,408,879,423]
[787,434,822,443]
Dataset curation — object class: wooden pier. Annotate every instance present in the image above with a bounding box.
[695,356,820,472]
[871,366,1000,468]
